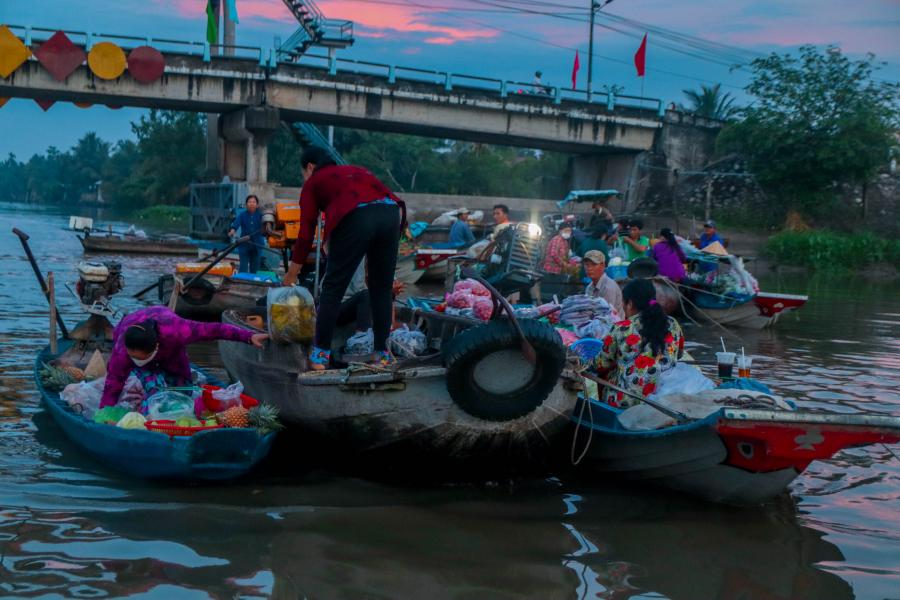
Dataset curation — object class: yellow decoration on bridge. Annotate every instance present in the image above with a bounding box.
[0,25,32,78]
[87,42,126,80]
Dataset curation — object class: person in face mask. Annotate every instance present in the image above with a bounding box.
[541,223,574,274]
[98,306,268,410]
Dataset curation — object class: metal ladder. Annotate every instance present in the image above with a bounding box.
[290,122,346,165]
[278,0,353,60]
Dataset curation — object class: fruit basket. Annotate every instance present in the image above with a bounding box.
[145,419,222,437]
[200,384,259,412]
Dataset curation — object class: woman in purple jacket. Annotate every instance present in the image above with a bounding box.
[650,228,687,282]
[99,306,268,409]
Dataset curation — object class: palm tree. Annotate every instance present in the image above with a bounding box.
[680,83,740,121]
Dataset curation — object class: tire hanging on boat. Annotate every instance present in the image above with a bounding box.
[443,319,566,422]
[180,276,217,306]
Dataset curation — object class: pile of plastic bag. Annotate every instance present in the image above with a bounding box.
[444,279,494,321]
[388,325,428,357]
[268,286,316,343]
[61,375,144,419]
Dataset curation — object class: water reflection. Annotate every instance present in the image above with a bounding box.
[0,204,898,598]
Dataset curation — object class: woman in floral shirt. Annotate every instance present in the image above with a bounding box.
[594,279,684,407]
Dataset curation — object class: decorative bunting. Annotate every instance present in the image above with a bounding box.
[127,46,165,83]
[74,101,92,108]
[35,98,55,111]
[88,42,127,80]
[33,30,86,81]
[0,25,32,78]
[0,97,9,108]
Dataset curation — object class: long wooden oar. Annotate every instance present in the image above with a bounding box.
[181,233,253,292]
[12,228,69,338]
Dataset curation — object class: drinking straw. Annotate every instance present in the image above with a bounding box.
[720,337,727,353]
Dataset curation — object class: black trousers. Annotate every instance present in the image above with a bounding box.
[316,204,400,352]
[336,289,372,332]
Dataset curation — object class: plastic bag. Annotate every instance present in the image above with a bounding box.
[145,390,195,421]
[211,382,245,411]
[453,278,490,297]
[576,318,612,341]
[472,297,493,321]
[647,363,716,400]
[94,406,129,425]
[62,378,105,419]
[118,375,145,410]
[344,329,374,355]
[267,286,316,344]
[445,291,476,309]
[116,411,147,429]
[388,325,427,357]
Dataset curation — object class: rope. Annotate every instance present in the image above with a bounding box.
[569,384,594,466]
[714,393,781,410]
[657,277,745,344]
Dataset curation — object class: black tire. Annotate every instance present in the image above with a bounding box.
[443,319,566,422]
[181,277,216,306]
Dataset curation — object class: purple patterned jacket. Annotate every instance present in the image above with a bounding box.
[100,306,253,408]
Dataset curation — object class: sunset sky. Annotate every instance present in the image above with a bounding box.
[1,0,898,158]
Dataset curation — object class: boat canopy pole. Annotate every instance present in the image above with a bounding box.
[12,228,70,338]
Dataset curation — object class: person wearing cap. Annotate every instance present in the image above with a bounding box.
[699,220,724,250]
[621,219,650,261]
[448,207,475,247]
[583,250,624,317]
[541,223,573,274]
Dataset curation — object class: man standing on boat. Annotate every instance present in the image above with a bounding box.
[282,146,407,371]
[699,219,724,250]
[228,195,265,273]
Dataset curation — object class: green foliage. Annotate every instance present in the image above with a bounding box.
[267,125,304,187]
[680,83,740,120]
[131,205,191,235]
[718,46,899,218]
[764,230,900,270]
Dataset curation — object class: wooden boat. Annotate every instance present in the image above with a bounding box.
[685,289,808,329]
[414,247,460,281]
[78,231,198,255]
[395,251,426,285]
[34,339,275,481]
[571,396,900,505]
[158,272,279,321]
[219,307,580,469]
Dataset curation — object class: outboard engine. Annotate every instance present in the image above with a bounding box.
[75,261,124,316]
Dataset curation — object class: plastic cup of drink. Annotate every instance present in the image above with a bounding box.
[737,355,752,378]
[715,352,736,380]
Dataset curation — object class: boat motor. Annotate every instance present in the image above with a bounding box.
[75,261,124,315]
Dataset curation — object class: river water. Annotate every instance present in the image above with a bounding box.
[1,203,898,599]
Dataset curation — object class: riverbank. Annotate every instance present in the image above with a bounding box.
[131,205,191,236]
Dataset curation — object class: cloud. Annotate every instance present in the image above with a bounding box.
[162,0,496,45]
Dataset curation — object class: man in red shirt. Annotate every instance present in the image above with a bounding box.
[282,146,407,370]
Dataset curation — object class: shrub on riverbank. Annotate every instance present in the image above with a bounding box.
[764,231,900,270]
[132,205,190,235]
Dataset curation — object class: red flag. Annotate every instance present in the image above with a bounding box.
[634,33,647,77]
[571,50,580,89]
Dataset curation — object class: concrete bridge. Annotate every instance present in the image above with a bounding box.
[0,24,721,204]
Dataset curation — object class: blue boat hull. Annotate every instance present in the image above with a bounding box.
[35,343,275,481]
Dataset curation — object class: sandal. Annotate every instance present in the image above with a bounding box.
[372,350,396,368]
[308,346,332,371]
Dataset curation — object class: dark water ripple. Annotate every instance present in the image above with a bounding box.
[1,204,898,598]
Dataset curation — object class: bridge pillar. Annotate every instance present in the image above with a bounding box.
[220,106,281,203]
[568,153,642,214]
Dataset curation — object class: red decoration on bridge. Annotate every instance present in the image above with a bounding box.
[33,31,86,81]
[0,97,9,108]
[34,98,55,111]
[127,46,166,83]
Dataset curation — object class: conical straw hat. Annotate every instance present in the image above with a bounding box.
[701,240,729,256]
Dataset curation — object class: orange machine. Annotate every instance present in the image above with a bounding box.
[263,202,301,249]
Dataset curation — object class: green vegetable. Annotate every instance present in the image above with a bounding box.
[94,406,129,425]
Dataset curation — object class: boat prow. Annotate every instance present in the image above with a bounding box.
[572,397,899,505]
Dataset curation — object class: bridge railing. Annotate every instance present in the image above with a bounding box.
[5,23,664,116]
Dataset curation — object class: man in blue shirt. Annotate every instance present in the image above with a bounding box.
[448,208,475,247]
[227,194,266,273]
[699,219,724,250]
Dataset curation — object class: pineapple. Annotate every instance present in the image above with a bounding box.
[248,403,283,435]
[218,406,249,428]
[60,365,85,382]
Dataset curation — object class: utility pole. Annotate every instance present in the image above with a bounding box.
[587,1,598,100]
